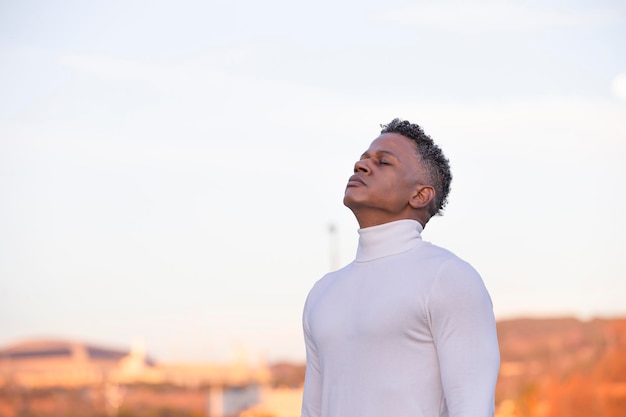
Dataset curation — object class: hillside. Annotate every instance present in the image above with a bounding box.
[495,317,626,417]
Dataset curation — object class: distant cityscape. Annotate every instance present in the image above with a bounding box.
[0,316,624,417]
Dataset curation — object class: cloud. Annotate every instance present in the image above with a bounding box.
[57,53,225,92]
[53,51,384,148]
[380,1,618,33]
[611,73,626,102]
[18,51,626,161]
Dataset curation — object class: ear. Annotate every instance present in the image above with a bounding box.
[409,185,435,210]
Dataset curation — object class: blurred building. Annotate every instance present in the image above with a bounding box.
[0,339,142,388]
[0,338,270,388]
[0,338,303,417]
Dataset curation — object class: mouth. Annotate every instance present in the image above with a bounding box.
[346,175,366,187]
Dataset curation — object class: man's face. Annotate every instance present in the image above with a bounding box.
[343,133,426,224]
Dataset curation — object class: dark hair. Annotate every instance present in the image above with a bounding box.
[380,118,452,218]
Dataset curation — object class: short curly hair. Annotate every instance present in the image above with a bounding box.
[380,118,452,218]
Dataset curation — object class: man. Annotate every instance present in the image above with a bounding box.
[301,119,500,417]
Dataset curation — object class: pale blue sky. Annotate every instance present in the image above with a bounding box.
[1,0,625,363]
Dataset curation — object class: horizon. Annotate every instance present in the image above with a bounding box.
[3,314,625,364]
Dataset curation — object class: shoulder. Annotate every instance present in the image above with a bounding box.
[425,258,493,323]
[417,241,490,299]
[416,241,478,275]
[304,263,354,307]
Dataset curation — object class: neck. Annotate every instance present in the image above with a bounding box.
[355,219,424,262]
[352,211,426,229]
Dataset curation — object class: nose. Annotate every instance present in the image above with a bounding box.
[353,159,371,174]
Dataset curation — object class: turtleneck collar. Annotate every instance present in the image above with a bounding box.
[355,219,423,262]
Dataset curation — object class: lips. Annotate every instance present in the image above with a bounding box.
[347,175,366,187]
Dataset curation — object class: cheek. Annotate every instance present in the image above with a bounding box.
[391,178,418,202]
[379,182,409,205]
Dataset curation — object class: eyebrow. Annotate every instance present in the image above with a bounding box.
[360,149,400,159]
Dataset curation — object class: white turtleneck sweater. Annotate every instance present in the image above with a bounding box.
[302,220,500,417]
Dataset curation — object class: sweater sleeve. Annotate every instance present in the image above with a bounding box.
[301,293,322,417]
[427,258,500,417]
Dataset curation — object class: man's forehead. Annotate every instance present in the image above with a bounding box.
[364,133,415,155]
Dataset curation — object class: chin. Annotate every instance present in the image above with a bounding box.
[343,194,356,208]
[343,194,364,211]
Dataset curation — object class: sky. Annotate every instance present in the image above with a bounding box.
[1,0,625,364]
